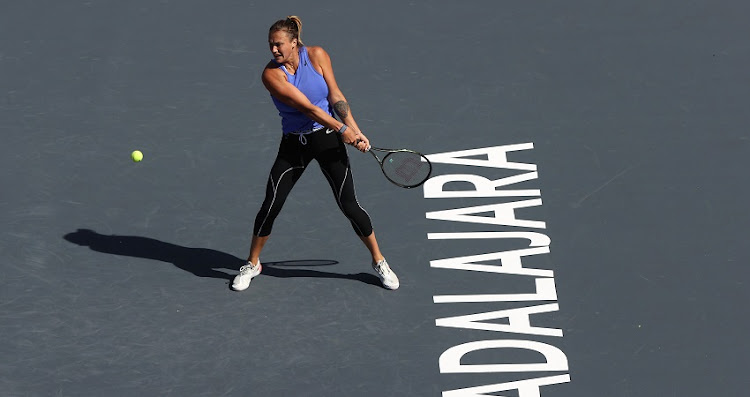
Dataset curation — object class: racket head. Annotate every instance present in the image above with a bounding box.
[378,149,432,188]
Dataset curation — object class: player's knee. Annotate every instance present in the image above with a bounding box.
[339,200,361,217]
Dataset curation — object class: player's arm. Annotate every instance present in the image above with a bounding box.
[308,47,369,151]
[261,62,345,132]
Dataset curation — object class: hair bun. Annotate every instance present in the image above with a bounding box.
[269,16,304,46]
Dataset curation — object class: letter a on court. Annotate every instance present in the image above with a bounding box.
[425,143,536,171]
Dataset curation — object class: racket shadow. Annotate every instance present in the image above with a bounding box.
[262,261,381,287]
[62,229,381,287]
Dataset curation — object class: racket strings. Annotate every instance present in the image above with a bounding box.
[381,151,430,187]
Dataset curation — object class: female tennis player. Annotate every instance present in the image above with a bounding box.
[232,16,399,291]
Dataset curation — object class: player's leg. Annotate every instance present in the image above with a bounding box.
[246,234,270,267]
[316,142,374,240]
[252,156,307,239]
[360,230,399,290]
[315,137,399,289]
[233,139,309,291]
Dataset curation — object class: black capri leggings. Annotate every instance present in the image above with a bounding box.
[253,128,373,237]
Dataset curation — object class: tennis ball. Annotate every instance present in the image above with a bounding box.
[131,150,143,162]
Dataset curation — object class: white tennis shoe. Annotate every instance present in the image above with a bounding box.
[373,259,399,290]
[232,261,262,291]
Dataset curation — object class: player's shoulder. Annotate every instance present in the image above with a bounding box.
[263,60,282,72]
[305,46,330,61]
[262,60,283,76]
[261,60,285,86]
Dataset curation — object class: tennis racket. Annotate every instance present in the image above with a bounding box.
[357,140,432,188]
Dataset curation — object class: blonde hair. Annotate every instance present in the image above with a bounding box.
[269,15,304,46]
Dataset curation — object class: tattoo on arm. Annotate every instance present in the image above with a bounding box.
[333,101,350,119]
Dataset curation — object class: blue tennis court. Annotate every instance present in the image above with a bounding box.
[2,1,749,396]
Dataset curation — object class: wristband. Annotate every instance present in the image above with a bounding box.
[338,124,348,135]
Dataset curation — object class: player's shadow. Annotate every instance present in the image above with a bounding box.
[63,229,381,287]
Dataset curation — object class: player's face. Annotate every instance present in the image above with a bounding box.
[268,31,297,63]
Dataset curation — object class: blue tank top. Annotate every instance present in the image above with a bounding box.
[271,46,332,134]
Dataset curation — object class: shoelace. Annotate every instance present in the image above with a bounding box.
[374,261,391,275]
[239,263,258,274]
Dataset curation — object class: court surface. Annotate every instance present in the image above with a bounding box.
[2,1,749,396]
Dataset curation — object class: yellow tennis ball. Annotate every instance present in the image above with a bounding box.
[131,150,143,162]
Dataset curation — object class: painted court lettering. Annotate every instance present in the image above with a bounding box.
[423,173,540,198]
[427,231,551,247]
[433,278,558,304]
[442,375,572,397]
[429,247,553,277]
[424,143,571,396]
[439,340,568,373]
[436,303,563,337]
[426,200,546,229]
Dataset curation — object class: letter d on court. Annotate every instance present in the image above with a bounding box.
[439,340,568,373]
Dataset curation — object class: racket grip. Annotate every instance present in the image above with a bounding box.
[355,139,371,151]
